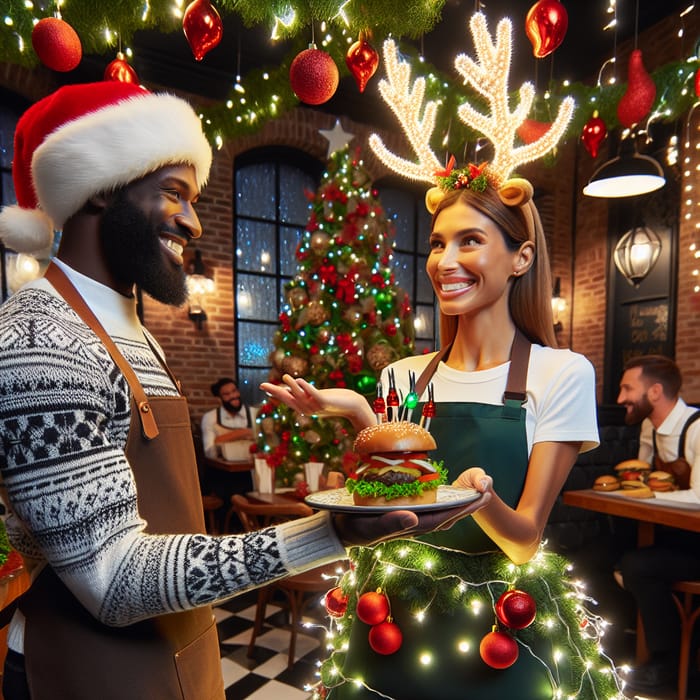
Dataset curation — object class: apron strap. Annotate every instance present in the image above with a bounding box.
[44,262,160,440]
[414,331,531,420]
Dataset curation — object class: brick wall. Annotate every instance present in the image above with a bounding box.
[2,7,699,423]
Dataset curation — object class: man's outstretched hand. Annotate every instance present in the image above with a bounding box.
[331,491,491,547]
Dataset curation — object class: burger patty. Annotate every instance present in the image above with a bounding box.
[360,470,418,486]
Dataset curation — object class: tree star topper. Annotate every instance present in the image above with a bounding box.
[369,13,575,212]
[320,119,355,159]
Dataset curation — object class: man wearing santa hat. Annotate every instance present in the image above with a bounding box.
[0,81,486,699]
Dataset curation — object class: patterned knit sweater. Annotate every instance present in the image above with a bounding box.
[0,262,345,649]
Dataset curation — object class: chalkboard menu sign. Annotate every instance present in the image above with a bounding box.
[619,298,672,366]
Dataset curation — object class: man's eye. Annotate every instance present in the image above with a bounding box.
[163,189,181,199]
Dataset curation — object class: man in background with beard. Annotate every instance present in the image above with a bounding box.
[0,82,488,700]
[615,355,700,693]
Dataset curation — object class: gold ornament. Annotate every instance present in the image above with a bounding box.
[310,231,330,253]
[281,356,309,377]
[367,343,396,371]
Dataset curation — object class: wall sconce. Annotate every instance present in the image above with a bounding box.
[583,137,665,198]
[551,277,566,334]
[185,248,215,329]
[613,226,662,287]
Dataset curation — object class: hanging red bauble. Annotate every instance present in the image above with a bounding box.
[581,111,607,158]
[368,621,403,655]
[104,52,139,84]
[516,119,552,145]
[695,68,700,98]
[480,630,519,669]
[183,0,223,61]
[617,49,656,129]
[325,587,349,618]
[31,17,82,72]
[495,589,537,630]
[525,0,568,59]
[290,45,339,105]
[356,590,389,626]
[346,34,379,93]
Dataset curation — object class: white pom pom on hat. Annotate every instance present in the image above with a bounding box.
[0,81,212,255]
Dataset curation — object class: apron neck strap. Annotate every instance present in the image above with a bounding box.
[414,330,531,407]
[44,262,160,440]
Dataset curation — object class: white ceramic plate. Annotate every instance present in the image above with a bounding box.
[305,485,480,514]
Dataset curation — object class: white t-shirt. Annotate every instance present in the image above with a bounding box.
[379,344,599,455]
[201,405,255,460]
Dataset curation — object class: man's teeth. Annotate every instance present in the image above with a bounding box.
[165,239,184,256]
[442,281,471,291]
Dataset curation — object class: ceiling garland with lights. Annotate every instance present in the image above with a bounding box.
[1,0,698,155]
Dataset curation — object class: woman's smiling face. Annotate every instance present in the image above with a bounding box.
[426,200,525,319]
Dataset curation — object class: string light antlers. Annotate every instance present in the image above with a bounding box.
[368,39,442,185]
[455,13,575,185]
[369,12,575,205]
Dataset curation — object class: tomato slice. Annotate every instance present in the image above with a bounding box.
[418,472,440,482]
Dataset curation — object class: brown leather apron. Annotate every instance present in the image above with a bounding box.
[19,263,224,700]
[652,410,700,490]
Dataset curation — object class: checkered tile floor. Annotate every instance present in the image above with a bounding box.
[215,589,327,699]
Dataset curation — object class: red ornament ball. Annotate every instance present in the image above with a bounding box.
[324,586,349,618]
[290,46,339,105]
[183,0,223,61]
[104,53,139,84]
[525,0,568,59]
[617,49,656,128]
[517,119,552,145]
[32,17,82,72]
[368,621,403,655]
[346,36,379,93]
[356,591,389,626]
[495,589,537,630]
[480,630,519,669]
[581,112,607,159]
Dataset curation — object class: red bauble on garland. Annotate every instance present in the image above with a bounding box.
[346,34,379,93]
[183,0,223,61]
[617,49,656,129]
[695,67,700,98]
[31,17,82,72]
[368,621,403,655]
[104,52,139,83]
[479,630,519,669]
[324,586,349,618]
[517,119,552,145]
[356,590,389,625]
[495,589,537,630]
[581,111,607,158]
[525,0,568,59]
[290,45,339,105]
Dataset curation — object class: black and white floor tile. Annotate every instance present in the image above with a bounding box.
[215,589,327,699]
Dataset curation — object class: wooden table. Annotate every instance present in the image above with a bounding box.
[245,488,300,506]
[562,488,700,661]
[205,456,253,474]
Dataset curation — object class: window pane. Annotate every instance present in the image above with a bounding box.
[279,164,314,224]
[416,256,433,303]
[0,116,14,169]
[380,188,415,252]
[280,225,303,275]
[235,163,276,219]
[416,207,432,255]
[238,367,271,406]
[392,251,414,297]
[237,273,279,321]
[413,302,435,341]
[238,321,277,368]
[2,172,15,206]
[236,220,276,273]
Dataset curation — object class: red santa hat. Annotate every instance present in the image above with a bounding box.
[0,81,212,254]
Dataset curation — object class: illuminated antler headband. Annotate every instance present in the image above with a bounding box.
[369,13,575,215]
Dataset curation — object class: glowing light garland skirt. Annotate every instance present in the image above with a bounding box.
[317,541,623,699]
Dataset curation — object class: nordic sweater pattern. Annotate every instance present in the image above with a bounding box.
[0,287,340,629]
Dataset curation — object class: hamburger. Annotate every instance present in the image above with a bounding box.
[614,459,651,483]
[647,470,675,492]
[346,421,447,507]
[593,474,620,492]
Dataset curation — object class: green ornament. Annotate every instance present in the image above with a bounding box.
[375,291,393,316]
[355,373,377,395]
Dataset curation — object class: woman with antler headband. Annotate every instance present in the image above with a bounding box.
[262,13,622,700]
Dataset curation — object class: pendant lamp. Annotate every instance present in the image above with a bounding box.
[583,137,665,198]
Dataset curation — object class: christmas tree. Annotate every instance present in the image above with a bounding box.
[254,141,415,486]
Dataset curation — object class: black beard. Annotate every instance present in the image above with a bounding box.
[99,191,187,306]
[222,399,242,414]
[624,394,653,425]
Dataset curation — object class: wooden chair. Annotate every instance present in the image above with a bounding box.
[230,494,346,669]
[672,580,700,700]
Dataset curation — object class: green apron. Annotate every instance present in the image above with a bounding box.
[326,337,621,700]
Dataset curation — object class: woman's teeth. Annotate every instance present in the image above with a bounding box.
[442,281,470,291]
